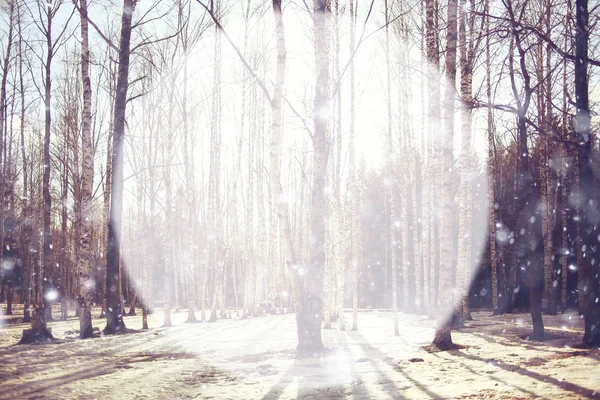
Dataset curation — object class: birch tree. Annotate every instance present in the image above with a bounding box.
[430,0,458,351]
[75,0,95,339]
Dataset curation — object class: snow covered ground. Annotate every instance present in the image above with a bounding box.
[0,305,599,399]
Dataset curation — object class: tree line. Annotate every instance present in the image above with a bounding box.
[0,0,599,350]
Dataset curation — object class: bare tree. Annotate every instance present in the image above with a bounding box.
[430,0,458,351]
[75,0,95,339]
[104,0,138,334]
[0,0,15,316]
[575,0,600,347]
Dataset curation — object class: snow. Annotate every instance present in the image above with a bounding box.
[1,306,599,399]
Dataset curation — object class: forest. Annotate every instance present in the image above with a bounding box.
[0,0,599,399]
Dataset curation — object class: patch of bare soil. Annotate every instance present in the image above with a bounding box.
[422,343,468,353]
[522,356,547,367]
[118,351,198,365]
[457,389,531,399]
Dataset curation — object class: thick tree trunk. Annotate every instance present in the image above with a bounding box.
[295,0,331,352]
[100,67,114,320]
[575,0,600,347]
[269,0,304,347]
[19,308,54,344]
[504,0,543,336]
[431,0,458,350]
[104,0,137,335]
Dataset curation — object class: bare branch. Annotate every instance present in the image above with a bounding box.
[195,0,272,103]
[72,0,119,52]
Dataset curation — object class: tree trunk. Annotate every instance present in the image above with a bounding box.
[295,0,331,352]
[323,201,333,329]
[0,0,14,319]
[575,0,600,347]
[208,0,223,323]
[269,0,304,345]
[560,2,571,313]
[401,173,410,312]
[333,0,345,331]
[384,0,398,332]
[17,2,31,323]
[76,0,95,339]
[538,2,556,317]
[430,0,458,350]
[426,0,440,320]
[60,135,69,321]
[104,0,137,335]
[162,120,173,327]
[350,0,358,332]
[456,0,473,323]
[41,0,54,323]
[485,0,499,315]
[413,157,423,315]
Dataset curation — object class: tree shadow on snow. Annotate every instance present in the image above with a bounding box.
[450,349,599,398]
[0,328,177,398]
[348,330,442,399]
[261,350,347,400]
[427,350,542,398]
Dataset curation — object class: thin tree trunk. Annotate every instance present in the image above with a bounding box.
[426,0,440,320]
[560,5,570,312]
[484,0,499,315]
[384,0,398,334]
[17,2,31,323]
[60,134,69,321]
[350,0,358,332]
[162,112,173,327]
[0,0,14,317]
[539,0,556,317]
[77,0,95,339]
[323,199,333,329]
[41,1,54,323]
[333,0,344,331]
[269,0,304,344]
[456,0,473,323]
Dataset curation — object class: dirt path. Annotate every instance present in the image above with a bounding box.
[1,307,598,399]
